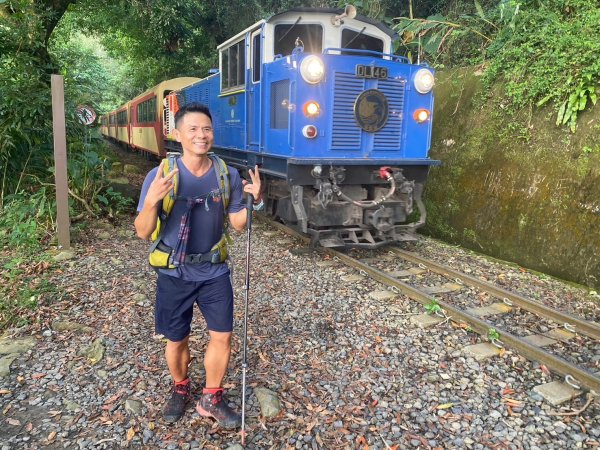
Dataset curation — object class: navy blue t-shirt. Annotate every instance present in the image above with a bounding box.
[137,158,245,281]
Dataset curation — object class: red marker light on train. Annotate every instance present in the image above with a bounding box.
[302,125,318,138]
[413,109,430,123]
[303,101,320,117]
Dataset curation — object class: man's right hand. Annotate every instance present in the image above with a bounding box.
[134,160,179,240]
[144,160,179,207]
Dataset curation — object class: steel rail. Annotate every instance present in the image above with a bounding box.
[388,248,600,341]
[258,217,600,395]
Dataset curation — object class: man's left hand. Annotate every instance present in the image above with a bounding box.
[242,165,261,203]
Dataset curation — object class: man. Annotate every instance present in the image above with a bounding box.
[134,102,261,428]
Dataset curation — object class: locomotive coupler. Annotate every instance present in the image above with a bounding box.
[368,207,394,232]
[316,179,334,208]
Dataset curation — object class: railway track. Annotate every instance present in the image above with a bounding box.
[258,216,600,400]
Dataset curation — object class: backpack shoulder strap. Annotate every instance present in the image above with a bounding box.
[209,154,230,211]
[150,153,179,243]
[162,153,180,216]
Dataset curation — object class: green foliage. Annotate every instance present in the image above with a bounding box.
[394,0,599,133]
[100,187,134,219]
[425,298,442,315]
[0,0,137,256]
[49,29,134,114]
[0,254,60,329]
[554,75,597,132]
[393,0,505,65]
[483,0,600,132]
[0,189,55,249]
[487,327,500,341]
[68,0,222,90]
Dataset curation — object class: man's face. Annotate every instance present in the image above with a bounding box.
[174,112,214,156]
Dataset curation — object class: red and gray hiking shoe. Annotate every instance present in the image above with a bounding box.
[163,379,191,423]
[195,388,241,429]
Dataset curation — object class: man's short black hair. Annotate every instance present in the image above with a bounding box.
[174,103,212,128]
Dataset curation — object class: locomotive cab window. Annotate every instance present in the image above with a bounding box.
[274,23,322,56]
[341,29,383,55]
[221,39,245,92]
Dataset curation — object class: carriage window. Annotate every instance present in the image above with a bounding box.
[117,110,127,125]
[252,33,261,82]
[136,97,156,123]
[341,29,383,55]
[221,39,245,91]
[274,24,323,56]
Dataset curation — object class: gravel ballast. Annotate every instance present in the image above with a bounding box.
[0,217,598,449]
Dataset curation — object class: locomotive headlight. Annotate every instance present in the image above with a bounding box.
[413,109,431,123]
[303,101,320,117]
[300,55,325,84]
[413,68,435,94]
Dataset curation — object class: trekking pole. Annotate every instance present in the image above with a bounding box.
[241,194,253,446]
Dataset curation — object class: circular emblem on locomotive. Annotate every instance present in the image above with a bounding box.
[354,89,389,132]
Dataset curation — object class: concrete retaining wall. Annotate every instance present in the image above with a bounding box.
[424,68,600,289]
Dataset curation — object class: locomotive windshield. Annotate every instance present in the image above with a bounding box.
[341,28,384,55]
[274,23,323,56]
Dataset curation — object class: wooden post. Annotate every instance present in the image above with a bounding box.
[51,75,70,249]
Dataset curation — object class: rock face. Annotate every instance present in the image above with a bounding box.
[253,387,281,419]
[426,68,600,289]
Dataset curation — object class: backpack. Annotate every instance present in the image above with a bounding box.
[148,153,232,269]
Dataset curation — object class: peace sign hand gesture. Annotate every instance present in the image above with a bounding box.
[145,160,179,208]
[242,165,262,203]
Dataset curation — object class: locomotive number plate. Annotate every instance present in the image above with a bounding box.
[355,65,388,79]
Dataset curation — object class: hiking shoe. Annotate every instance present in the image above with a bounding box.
[163,380,191,423]
[195,388,241,429]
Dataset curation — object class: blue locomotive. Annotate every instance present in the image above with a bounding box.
[164,7,439,248]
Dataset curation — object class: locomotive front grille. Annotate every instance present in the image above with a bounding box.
[374,78,406,150]
[331,72,405,152]
[331,73,365,149]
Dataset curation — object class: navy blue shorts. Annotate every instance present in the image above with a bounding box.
[155,273,234,341]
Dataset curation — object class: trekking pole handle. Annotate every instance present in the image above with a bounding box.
[247,194,254,229]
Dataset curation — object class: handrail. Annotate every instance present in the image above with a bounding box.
[323,47,410,63]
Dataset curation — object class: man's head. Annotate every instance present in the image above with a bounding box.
[173,103,214,156]
[174,102,212,129]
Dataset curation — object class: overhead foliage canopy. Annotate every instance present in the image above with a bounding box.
[394,0,599,132]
